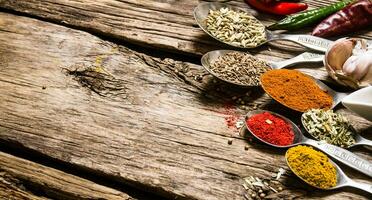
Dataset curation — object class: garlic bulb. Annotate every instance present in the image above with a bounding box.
[326,38,355,70]
[324,38,372,88]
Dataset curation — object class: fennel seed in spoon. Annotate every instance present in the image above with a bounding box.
[205,7,267,48]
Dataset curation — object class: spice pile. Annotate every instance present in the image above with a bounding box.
[302,109,356,148]
[242,175,284,200]
[246,112,294,146]
[210,52,270,86]
[205,7,267,48]
[286,145,337,189]
[261,69,333,112]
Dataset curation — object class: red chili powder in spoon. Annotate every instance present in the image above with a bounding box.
[246,112,294,146]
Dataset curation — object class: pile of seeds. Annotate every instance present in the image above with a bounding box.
[206,7,267,48]
[242,176,283,200]
[210,52,270,86]
[302,109,356,148]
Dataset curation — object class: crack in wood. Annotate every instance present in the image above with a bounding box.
[63,63,128,99]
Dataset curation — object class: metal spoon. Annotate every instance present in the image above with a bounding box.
[244,110,372,177]
[342,86,372,122]
[194,2,332,52]
[301,114,372,148]
[312,80,350,109]
[285,151,372,194]
[261,71,349,111]
[201,50,324,87]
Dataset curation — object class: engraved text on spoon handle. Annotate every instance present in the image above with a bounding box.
[273,34,332,53]
[305,140,372,177]
[272,52,324,69]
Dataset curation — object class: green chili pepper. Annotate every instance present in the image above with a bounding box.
[268,0,355,31]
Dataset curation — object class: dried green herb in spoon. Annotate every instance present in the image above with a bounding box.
[302,109,356,148]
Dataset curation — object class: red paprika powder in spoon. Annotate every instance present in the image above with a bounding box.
[246,112,294,146]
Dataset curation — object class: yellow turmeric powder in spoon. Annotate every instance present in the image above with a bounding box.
[286,145,337,189]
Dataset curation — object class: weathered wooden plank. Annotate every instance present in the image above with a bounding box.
[0,152,134,200]
[0,12,370,200]
[0,0,371,56]
[2,0,370,83]
[0,174,49,200]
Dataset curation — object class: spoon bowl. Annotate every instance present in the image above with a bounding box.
[194,2,333,52]
[193,2,247,48]
[312,79,349,109]
[201,50,249,87]
[301,112,372,148]
[244,110,372,177]
[260,70,349,112]
[201,50,324,87]
[245,110,303,148]
[285,149,372,193]
[342,86,372,121]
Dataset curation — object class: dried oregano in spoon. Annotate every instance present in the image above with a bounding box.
[209,52,270,86]
[302,109,356,148]
[205,7,267,48]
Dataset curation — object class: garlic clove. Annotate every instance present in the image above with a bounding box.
[342,56,359,78]
[326,38,356,71]
[359,52,372,87]
[343,52,372,81]
[353,39,368,55]
[324,38,371,88]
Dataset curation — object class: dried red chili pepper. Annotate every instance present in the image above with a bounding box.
[246,112,294,146]
[245,0,308,15]
[312,0,372,37]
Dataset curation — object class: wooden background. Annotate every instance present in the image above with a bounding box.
[0,0,371,199]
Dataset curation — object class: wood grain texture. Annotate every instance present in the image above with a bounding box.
[0,0,371,56]
[0,12,370,200]
[0,152,133,200]
[0,175,49,200]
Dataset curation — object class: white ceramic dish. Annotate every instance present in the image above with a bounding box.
[342,86,372,121]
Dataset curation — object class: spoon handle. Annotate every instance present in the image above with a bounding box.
[332,92,349,109]
[304,139,372,177]
[346,180,372,194]
[356,136,372,148]
[271,52,324,69]
[271,34,332,53]
[312,79,350,109]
